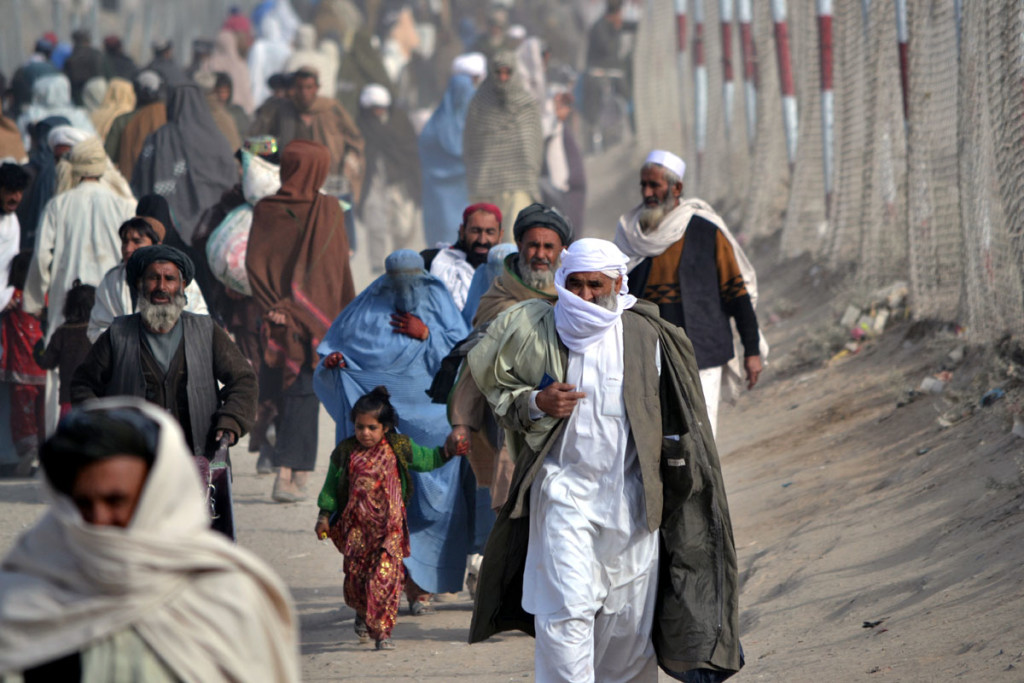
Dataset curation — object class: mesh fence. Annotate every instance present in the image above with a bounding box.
[633,0,1024,344]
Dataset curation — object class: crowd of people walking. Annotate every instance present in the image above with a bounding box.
[0,2,761,681]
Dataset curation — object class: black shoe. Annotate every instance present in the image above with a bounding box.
[375,638,395,650]
[256,452,274,475]
[354,615,369,641]
[409,600,436,616]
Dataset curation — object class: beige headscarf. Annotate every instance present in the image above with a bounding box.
[53,131,135,199]
[0,398,300,682]
[91,77,137,141]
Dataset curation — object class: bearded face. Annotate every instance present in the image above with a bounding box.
[638,187,678,234]
[138,290,187,333]
[518,249,558,290]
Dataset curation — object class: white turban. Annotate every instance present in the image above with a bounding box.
[553,238,637,353]
[47,126,91,150]
[452,52,487,80]
[645,149,686,180]
[359,83,391,109]
[554,238,630,289]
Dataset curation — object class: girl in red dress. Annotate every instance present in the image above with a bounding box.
[314,385,465,650]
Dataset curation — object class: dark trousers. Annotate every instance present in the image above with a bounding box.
[270,366,319,471]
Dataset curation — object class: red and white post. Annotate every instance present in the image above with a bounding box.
[895,0,909,120]
[818,0,834,214]
[694,0,708,180]
[772,0,798,169]
[738,0,757,150]
[675,0,688,141]
[720,0,735,139]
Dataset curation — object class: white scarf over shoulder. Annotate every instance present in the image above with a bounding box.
[0,399,300,682]
[614,199,768,402]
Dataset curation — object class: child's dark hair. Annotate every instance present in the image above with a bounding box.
[350,385,399,430]
[8,251,32,290]
[63,281,96,324]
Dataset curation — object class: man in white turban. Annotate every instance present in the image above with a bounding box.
[466,238,743,682]
[614,149,766,437]
[0,398,299,681]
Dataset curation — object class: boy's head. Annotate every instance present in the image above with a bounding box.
[119,217,165,264]
[63,281,96,324]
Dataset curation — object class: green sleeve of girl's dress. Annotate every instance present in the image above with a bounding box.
[408,441,447,472]
[316,460,341,515]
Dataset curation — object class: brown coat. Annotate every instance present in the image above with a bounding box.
[448,253,556,508]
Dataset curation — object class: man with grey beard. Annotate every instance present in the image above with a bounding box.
[71,245,256,459]
[614,150,764,437]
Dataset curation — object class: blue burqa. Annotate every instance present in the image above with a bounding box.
[313,252,481,594]
[462,243,518,327]
[419,73,476,248]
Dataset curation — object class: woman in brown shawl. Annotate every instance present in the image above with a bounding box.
[247,139,355,502]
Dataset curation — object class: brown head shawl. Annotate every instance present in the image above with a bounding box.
[246,139,355,386]
[462,50,543,197]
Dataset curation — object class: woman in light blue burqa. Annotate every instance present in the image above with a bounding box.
[419,72,477,248]
[314,250,493,604]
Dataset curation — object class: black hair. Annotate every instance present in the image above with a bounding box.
[350,385,399,430]
[607,0,624,14]
[214,71,233,92]
[63,281,96,324]
[8,251,31,290]
[40,407,159,497]
[268,73,287,91]
[118,217,162,245]
[293,68,319,85]
[0,163,30,192]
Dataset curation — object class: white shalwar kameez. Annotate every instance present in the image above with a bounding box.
[0,211,20,311]
[429,246,476,310]
[523,316,660,683]
[87,263,210,343]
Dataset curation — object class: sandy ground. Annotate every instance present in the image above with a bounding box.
[1,144,1023,681]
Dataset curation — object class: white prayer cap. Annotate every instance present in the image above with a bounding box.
[554,238,630,288]
[452,52,487,80]
[47,126,91,150]
[507,24,527,41]
[359,83,391,109]
[645,149,686,180]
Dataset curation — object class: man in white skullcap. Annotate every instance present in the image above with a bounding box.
[614,149,766,437]
[466,238,743,682]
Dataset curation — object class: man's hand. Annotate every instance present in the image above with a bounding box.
[535,383,586,418]
[391,311,429,340]
[265,310,287,326]
[744,355,762,390]
[214,429,237,446]
[314,515,330,541]
[445,426,471,459]
[322,351,346,369]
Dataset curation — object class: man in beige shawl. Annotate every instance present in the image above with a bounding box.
[0,398,299,681]
[613,150,767,436]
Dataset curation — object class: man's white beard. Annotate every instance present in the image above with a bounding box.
[138,292,187,333]
[638,193,677,234]
[518,252,558,290]
[594,292,618,311]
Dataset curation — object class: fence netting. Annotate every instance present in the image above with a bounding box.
[631,0,1024,343]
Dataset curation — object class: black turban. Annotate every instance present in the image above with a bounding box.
[125,245,195,287]
[512,202,574,246]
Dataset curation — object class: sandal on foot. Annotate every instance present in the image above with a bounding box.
[354,616,369,641]
[409,600,436,616]
[375,638,395,650]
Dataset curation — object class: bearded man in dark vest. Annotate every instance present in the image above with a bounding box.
[71,245,256,457]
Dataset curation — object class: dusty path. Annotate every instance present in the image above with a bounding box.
[1,146,1022,681]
